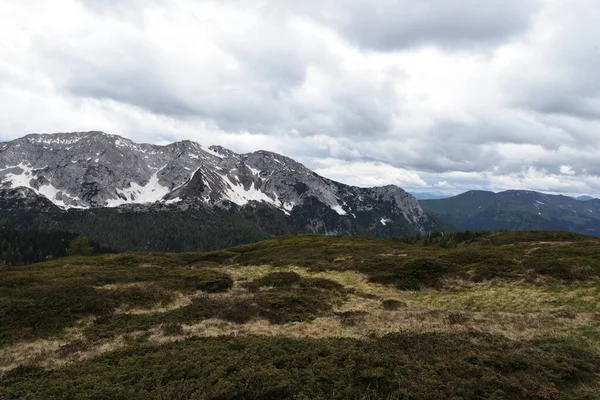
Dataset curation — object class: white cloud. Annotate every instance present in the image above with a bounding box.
[313,159,427,188]
[434,181,453,189]
[560,165,576,176]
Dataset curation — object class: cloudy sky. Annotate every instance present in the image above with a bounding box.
[1,0,599,196]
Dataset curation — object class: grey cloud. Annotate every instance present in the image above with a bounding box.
[520,89,600,121]
[336,110,596,177]
[68,68,197,117]
[58,50,301,132]
[308,130,503,174]
[509,1,600,121]
[296,0,540,51]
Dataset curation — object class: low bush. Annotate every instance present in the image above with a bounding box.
[244,271,302,291]
[523,256,600,281]
[162,323,184,336]
[245,272,347,324]
[104,285,175,309]
[382,299,405,310]
[395,258,452,290]
[2,333,599,400]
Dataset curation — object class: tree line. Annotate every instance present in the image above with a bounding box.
[0,229,116,266]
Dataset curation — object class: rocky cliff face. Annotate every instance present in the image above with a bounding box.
[0,131,442,237]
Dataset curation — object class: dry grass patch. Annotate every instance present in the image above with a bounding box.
[115,292,194,315]
[401,281,600,313]
[333,293,383,313]
[4,309,596,374]
[1,327,157,373]
[0,317,94,373]
[144,310,597,345]
[222,264,405,300]
[1,340,64,374]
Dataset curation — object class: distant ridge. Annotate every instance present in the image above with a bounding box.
[575,195,596,201]
[420,189,600,235]
[410,192,452,200]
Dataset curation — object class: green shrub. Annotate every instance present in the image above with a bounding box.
[191,250,238,264]
[256,292,329,324]
[159,270,233,293]
[162,323,184,336]
[523,256,600,281]
[243,272,347,324]
[0,285,112,345]
[67,236,93,256]
[527,258,573,280]
[489,231,588,245]
[395,258,452,290]
[56,339,90,358]
[105,285,175,309]
[244,271,302,291]
[472,258,523,280]
[0,261,234,345]
[382,299,405,310]
[84,297,258,340]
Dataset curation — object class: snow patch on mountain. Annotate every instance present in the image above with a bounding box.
[331,204,347,215]
[1,162,34,189]
[221,175,277,207]
[0,162,83,209]
[105,168,170,207]
[203,148,226,159]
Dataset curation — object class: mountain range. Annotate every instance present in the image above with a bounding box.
[0,131,444,251]
[421,190,600,235]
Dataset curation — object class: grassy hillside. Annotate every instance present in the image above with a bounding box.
[421,190,600,235]
[2,231,600,399]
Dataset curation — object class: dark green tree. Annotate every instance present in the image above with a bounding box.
[67,236,93,256]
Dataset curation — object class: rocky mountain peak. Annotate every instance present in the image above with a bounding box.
[0,131,441,236]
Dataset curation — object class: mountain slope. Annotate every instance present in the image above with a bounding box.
[421,190,600,234]
[0,132,444,249]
